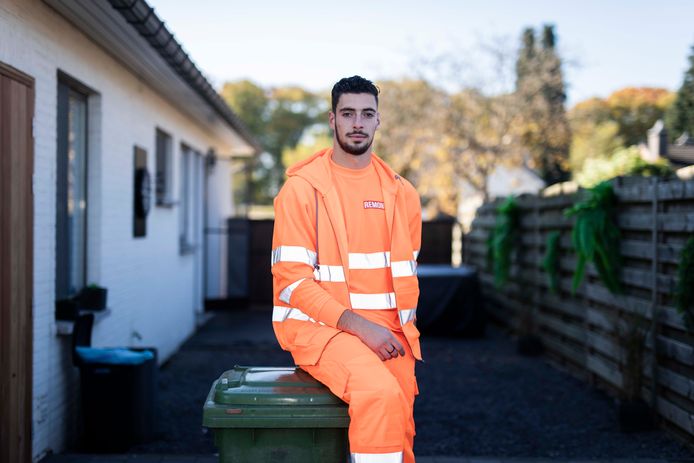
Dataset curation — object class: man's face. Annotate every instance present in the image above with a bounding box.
[330,93,380,156]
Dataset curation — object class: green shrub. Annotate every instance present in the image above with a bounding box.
[564,182,622,294]
[574,145,672,188]
[491,196,520,288]
[541,231,561,294]
[675,237,694,331]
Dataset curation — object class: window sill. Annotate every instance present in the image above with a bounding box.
[179,242,198,255]
[156,199,178,208]
[56,308,112,336]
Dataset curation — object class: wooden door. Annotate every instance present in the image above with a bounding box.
[0,62,34,463]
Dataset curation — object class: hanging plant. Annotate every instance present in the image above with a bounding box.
[541,231,561,294]
[485,229,495,273]
[491,196,520,288]
[675,237,694,331]
[564,181,622,294]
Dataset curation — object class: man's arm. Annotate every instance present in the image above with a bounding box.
[272,178,405,360]
[272,178,346,327]
[337,310,405,361]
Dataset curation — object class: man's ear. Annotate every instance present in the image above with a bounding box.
[329,111,336,130]
[376,112,381,130]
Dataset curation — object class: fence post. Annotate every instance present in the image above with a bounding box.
[649,177,660,412]
[533,198,541,338]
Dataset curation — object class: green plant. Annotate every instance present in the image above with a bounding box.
[491,196,520,288]
[675,237,694,331]
[485,229,495,273]
[574,145,672,188]
[564,181,622,294]
[541,231,561,294]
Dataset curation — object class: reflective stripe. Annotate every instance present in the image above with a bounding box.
[351,451,403,463]
[399,308,417,325]
[313,265,346,282]
[279,278,305,304]
[413,250,420,261]
[272,306,324,325]
[271,246,317,267]
[349,251,391,269]
[350,292,396,310]
[391,260,417,278]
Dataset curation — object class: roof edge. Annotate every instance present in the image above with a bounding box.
[108,0,262,154]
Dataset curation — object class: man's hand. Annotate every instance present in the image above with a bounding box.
[337,310,405,361]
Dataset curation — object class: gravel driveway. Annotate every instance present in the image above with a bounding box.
[127,310,694,459]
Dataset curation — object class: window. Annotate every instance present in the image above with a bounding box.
[179,144,203,254]
[56,77,89,298]
[155,128,174,206]
[133,146,150,238]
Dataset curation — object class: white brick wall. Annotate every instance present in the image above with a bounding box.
[1,1,241,460]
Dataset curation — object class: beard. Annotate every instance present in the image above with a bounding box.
[335,128,372,156]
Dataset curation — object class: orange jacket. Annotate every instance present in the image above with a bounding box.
[271,148,422,365]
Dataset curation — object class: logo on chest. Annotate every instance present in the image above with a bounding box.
[363,200,385,210]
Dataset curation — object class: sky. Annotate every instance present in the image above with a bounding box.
[147,0,694,107]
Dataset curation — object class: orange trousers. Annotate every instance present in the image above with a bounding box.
[301,330,417,463]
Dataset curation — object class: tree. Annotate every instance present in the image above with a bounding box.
[221,81,327,204]
[444,89,524,203]
[515,25,571,185]
[568,97,623,173]
[666,45,694,139]
[372,79,454,215]
[606,87,674,146]
[567,88,674,179]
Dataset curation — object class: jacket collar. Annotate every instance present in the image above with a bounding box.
[286,148,401,195]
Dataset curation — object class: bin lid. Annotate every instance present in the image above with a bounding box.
[212,366,345,406]
[203,366,349,429]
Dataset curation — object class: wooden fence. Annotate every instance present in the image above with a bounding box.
[231,219,456,305]
[463,175,694,443]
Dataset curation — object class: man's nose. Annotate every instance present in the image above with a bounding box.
[353,115,364,128]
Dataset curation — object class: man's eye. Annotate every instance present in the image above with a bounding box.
[342,112,353,118]
[364,113,375,118]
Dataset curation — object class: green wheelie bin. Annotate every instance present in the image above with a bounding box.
[203,366,350,463]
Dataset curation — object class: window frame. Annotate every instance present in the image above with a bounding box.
[155,128,175,207]
[55,73,92,299]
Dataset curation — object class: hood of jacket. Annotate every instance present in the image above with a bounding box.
[286,148,401,195]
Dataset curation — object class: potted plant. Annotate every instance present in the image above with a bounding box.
[78,283,108,311]
[615,310,653,432]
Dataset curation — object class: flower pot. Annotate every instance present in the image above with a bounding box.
[56,298,80,320]
[78,287,108,311]
[617,398,653,432]
[516,334,544,356]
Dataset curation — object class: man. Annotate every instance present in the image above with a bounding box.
[271,75,422,463]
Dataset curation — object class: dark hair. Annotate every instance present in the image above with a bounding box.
[331,76,379,113]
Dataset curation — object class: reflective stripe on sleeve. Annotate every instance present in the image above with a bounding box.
[351,451,403,463]
[279,278,305,304]
[271,246,317,267]
[313,264,346,282]
[398,308,417,325]
[272,306,324,325]
[391,260,417,278]
[349,251,391,269]
[350,292,396,310]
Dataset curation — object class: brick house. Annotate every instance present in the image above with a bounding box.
[0,1,259,461]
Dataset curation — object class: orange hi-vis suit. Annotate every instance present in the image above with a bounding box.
[271,148,422,463]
